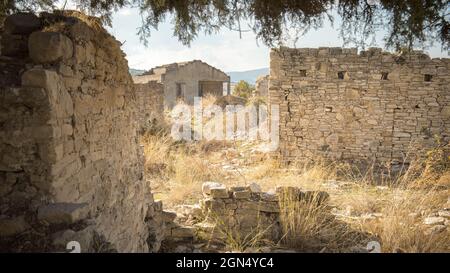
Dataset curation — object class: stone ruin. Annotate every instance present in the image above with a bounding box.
[1,11,448,253]
[255,74,269,97]
[0,11,164,252]
[160,182,329,252]
[269,47,450,165]
[133,80,165,131]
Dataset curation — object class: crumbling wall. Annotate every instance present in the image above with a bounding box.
[134,80,164,129]
[160,182,329,252]
[0,12,163,252]
[269,47,450,165]
[255,75,269,97]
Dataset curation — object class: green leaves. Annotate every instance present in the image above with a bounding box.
[2,0,448,50]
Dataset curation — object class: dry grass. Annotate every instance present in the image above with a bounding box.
[142,107,449,253]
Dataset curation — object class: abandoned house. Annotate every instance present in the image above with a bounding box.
[133,60,231,109]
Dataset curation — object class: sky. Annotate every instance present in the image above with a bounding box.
[68,4,450,72]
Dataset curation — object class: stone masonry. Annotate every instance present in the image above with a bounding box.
[160,182,329,252]
[0,12,163,252]
[255,74,269,97]
[269,47,450,165]
[134,80,164,129]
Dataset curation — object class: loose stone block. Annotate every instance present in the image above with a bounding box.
[210,188,229,199]
[249,182,262,193]
[162,210,177,223]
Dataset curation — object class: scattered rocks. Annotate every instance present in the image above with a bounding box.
[28,31,73,63]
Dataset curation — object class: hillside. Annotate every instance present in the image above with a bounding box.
[129,68,146,76]
[226,67,269,84]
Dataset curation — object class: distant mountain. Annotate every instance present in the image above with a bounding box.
[226,68,269,85]
[129,68,146,76]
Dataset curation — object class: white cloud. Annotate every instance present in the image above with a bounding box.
[117,8,133,16]
[110,6,449,72]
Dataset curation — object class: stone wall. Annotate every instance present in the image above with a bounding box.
[134,80,164,128]
[160,182,329,252]
[0,12,163,252]
[269,47,450,165]
[136,60,230,108]
[255,74,269,97]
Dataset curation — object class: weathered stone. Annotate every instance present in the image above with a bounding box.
[51,225,95,252]
[261,192,278,202]
[28,32,73,63]
[202,181,226,195]
[258,201,280,213]
[171,226,195,238]
[425,225,447,235]
[37,202,89,225]
[202,198,225,212]
[437,210,450,218]
[423,216,446,225]
[1,12,160,253]
[154,200,163,212]
[21,68,59,93]
[4,13,41,35]
[248,182,262,193]
[229,186,251,192]
[269,47,450,165]
[1,33,28,56]
[210,188,229,199]
[132,60,229,107]
[233,190,251,199]
[162,210,177,223]
[0,216,30,237]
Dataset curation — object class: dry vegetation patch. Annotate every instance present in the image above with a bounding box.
[142,111,449,253]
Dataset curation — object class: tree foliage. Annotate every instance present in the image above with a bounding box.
[233,80,254,99]
[1,0,449,51]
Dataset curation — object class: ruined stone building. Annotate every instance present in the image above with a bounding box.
[133,60,230,109]
[269,47,450,165]
[255,74,269,97]
[0,11,164,252]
